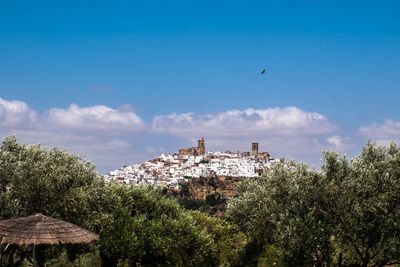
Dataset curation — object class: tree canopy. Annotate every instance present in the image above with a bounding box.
[226,141,400,266]
[0,136,108,266]
[0,136,246,266]
[97,184,217,267]
[0,135,107,226]
[2,136,400,266]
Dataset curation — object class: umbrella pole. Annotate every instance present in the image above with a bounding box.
[33,244,37,267]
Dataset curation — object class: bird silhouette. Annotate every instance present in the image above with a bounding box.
[261,69,266,74]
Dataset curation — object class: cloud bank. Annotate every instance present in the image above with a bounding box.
[47,104,144,134]
[6,97,395,172]
[0,98,37,128]
[0,98,146,172]
[359,119,400,145]
[152,107,337,137]
[152,107,345,161]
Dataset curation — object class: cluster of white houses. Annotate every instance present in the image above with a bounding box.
[105,139,277,189]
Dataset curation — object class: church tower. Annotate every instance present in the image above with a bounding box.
[198,137,205,155]
[252,142,258,156]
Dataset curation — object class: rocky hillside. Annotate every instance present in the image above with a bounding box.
[185,175,244,200]
[168,174,246,216]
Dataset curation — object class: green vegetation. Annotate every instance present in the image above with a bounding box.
[226,141,400,266]
[0,135,107,266]
[174,176,232,216]
[190,211,247,266]
[0,136,243,266]
[1,136,400,266]
[97,184,216,266]
[177,197,208,211]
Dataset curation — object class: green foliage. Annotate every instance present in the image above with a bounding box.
[97,184,217,266]
[178,198,208,211]
[205,192,224,206]
[45,250,102,267]
[174,178,229,216]
[0,135,106,226]
[179,182,190,197]
[0,136,244,266]
[257,245,284,267]
[226,142,400,266]
[226,161,335,266]
[190,211,247,267]
[325,141,400,266]
[0,135,109,266]
[4,136,400,266]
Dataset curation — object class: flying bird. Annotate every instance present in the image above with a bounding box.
[261,69,266,74]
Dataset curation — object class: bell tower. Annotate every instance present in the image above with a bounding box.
[198,137,205,155]
[252,142,258,156]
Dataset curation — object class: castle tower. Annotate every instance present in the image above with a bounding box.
[198,137,205,155]
[252,142,258,156]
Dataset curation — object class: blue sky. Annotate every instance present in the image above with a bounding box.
[1,1,399,173]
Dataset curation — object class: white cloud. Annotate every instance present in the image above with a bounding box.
[0,97,356,172]
[152,107,344,164]
[0,98,37,128]
[117,104,136,113]
[152,106,336,137]
[47,104,144,133]
[0,98,147,173]
[359,119,400,145]
[326,135,354,152]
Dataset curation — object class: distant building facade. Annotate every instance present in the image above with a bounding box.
[252,142,259,156]
[198,137,205,155]
[241,152,250,157]
[178,139,270,158]
[105,138,276,187]
[251,142,271,158]
[179,137,206,156]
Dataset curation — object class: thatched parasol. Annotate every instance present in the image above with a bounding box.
[0,213,99,266]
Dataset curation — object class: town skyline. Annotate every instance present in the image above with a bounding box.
[105,138,276,188]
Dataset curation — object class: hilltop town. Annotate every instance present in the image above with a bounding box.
[105,138,277,189]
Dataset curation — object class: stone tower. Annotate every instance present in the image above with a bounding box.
[198,137,205,155]
[252,142,258,156]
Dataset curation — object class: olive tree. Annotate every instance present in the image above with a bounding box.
[190,210,247,266]
[226,160,335,266]
[326,142,400,266]
[0,135,108,265]
[97,184,217,267]
[226,142,400,266]
[0,135,106,223]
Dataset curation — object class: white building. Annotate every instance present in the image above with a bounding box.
[105,151,277,188]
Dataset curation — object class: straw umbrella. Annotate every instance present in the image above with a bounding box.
[0,213,99,267]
